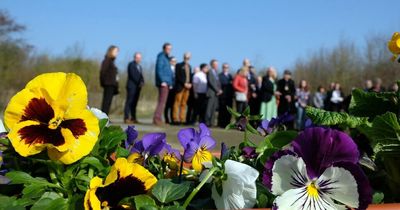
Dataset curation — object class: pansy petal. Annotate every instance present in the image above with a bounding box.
[142,133,166,156]
[334,162,372,210]
[198,135,216,150]
[183,141,198,162]
[47,109,99,164]
[271,155,308,195]
[192,149,212,172]
[178,127,197,148]
[26,72,88,111]
[199,123,211,138]
[7,120,47,156]
[274,187,338,210]
[317,166,359,209]
[0,119,6,133]
[84,176,103,210]
[125,126,138,145]
[292,127,359,178]
[263,150,297,189]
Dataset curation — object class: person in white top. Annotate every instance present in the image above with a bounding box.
[330,83,344,112]
[191,63,209,123]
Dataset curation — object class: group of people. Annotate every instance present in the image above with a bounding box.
[99,43,398,129]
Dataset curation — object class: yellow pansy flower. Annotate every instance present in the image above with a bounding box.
[84,158,157,210]
[4,72,99,164]
[388,32,400,62]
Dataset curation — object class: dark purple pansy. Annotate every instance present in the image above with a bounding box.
[234,116,248,131]
[242,146,257,159]
[258,113,294,136]
[292,127,359,179]
[0,151,9,184]
[263,127,372,210]
[220,142,229,159]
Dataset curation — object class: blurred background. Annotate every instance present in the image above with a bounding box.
[0,1,399,118]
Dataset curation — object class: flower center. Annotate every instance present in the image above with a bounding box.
[306,181,319,198]
[48,117,63,129]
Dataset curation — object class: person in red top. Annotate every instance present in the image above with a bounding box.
[233,68,249,113]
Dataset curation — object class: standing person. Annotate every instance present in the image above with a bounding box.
[313,86,326,109]
[124,52,144,124]
[173,52,192,124]
[186,67,200,124]
[233,68,249,114]
[324,82,336,111]
[248,66,259,116]
[205,59,222,127]
[153,43,173,126]
[330,83,344,112]
[364,80,373,92]
[277,70,296,115]
[295,80,310,130]
[192,64,209,123]
[260,67,278,120]
[100,45,119,115]
[164,57,177,124]
[217,63,234,128]
[370,78,385,93]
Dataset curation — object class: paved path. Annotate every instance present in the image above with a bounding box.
[110,118,264,151]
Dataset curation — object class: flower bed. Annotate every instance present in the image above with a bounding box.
[1,66,400,209]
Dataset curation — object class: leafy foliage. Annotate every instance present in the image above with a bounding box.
[306,106,369,128]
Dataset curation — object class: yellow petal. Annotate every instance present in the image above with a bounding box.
[192,149,212,172]
[7,120,47,157]
[25,72,88,111]
[127,152,144,164]
[47,109,99,164]
[84,176,103,210]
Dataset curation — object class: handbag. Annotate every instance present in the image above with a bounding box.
[235,92,247,102]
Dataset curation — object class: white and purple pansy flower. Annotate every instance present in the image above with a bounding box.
[178,123,216,172]
[263,127,372,210]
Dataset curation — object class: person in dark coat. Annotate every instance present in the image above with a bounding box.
[205,59,222,127]
[164,56,176,124]
[172,52,192,124]
[277,70,296,115]
[153,43,174,125]
[124,52,144,124]
[100,45,119,115]
[218,63,234,128]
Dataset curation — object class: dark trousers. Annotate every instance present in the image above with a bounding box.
[124,86,141,120]
[236,100,247,114]
[164,89,175,124]
[192,93,207,123]
[153,86,169,124]
[218,97,233,128]
[101,85,116,115]
[205,94,218,126]
[186,89,195,124]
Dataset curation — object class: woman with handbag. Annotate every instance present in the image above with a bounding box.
[100,45,119,115]
[233,68,249,113]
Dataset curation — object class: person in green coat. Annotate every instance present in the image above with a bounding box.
[260,67,279,120]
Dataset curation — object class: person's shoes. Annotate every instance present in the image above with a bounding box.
[132,119,140,124]
[124,119,134,124]
[170,121,181,126]
[153,120,164,126]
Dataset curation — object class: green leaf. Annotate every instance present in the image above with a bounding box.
[349,89,398,118]
[160,205,185,210]
[306,106,369,128]
[116,146,130,158]
[134,195,157,210]
[246,123,259,135]
[152,179,190,204]
[226,106,241,118]
[243,106,250,116]
[6,171,61,189]
[31,192,68,210]
[225,123,236,130]
[358,112,400,155]
[0,195,25,210]
[80,156,104,169]
[21,184,46,199]
[256,131,297,154]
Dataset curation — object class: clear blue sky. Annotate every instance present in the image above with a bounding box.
[2,1,400,73]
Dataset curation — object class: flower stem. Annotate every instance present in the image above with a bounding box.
[182,167,217,208]
[178,151,186,183]
[49,168,61,187]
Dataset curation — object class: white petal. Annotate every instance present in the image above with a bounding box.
[212,160,259,209]
[275,187,338,210]
[90,107,109,125]
[271,155,308,195]
[317,166,359,208]
[0,119,6,133]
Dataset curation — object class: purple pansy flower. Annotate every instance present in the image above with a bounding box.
[0,151,10,184]
[257,113,294,136]
[242,146,257,159]
[160,144,181,161]
[263,127,372,210]
[178,123,216,172]
[127,133,167,163]
[125,126,139,147]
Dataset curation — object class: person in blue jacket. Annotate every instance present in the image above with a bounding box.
[153,42,174,125]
